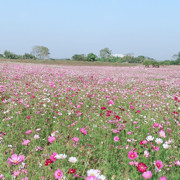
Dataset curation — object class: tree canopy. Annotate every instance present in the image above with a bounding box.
[99,48,112,59]
[32,46,50,59]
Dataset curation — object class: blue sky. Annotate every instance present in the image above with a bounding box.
[0,0,180,60]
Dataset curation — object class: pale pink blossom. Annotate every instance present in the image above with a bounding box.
[142,171,152,179]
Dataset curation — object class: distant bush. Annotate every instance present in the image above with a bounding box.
[152,61,160,68]
[23,53,37,59]
[4,50,20,59]
[72,54,86,61]
[0,54,4,58]
[87,53,97,62]
[143,60,160,68]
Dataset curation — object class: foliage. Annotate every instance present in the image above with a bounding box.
[23,53,37,59]
[143,60,160,68]
[4,50,21,59]
[0,54,4,58]
[99,48,112,59]
[87,53,97,62]
[152,61,160,68]
[72,54,86,61]
[32,46,50,59]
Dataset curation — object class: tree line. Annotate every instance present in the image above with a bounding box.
[0,46,50,60]
[72,48,180,67]
[1,46,180,66]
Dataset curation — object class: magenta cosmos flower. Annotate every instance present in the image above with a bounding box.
[142,171,152,179]
[72,137,79,142]
[54,169,63,179]
[50,152,58,162]
[25,130,32,134]
[108,100,114,106]
[155,160,163,170]
[48,136,56,143]
[128,151,138,160]
[114,136,120,142]
[86,176,98,180]
[22,139,30,145]
[80,128,87,135]
[8,154,25,165]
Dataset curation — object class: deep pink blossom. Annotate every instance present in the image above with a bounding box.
[128,151,138,160]
[48,136,56,143]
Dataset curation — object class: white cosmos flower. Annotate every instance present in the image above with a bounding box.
[68,157,77,163]
[55,154,67,159]
[87,169,101,177]
[98,174,106,180]
[144,150,150,157]
[146,135,154,141]
[163,143,171,149]
[155,138,163,144]
[34,134,40,139]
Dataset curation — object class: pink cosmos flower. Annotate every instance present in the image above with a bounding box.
[34,134,40,139]
[8,154,25,165]
[153,123,159,128]
[72,137,79,142]
[151,143,159,151]
[159,177,167,180]
[22,139,30,145]
[54,169,63,180]
[86,176,98,180]
[136,110,141,114]
[80,128,87,135]
[129,161,138,166]
[108,100,114,106]
[127,131,132,135]
[159,130,166,138]
[48,136,56,143]
[155,160,163,170]
[175,160,180,166]
[128,151,138,160]
[114,136,120,142]
[13,171,20,177]
[0,174,5,180]
[25,130,32,134]
[139,140,147,145]
[130,105,134,110]
[50,152,58,162]
[142,171,152,179]
[35,146,43,151]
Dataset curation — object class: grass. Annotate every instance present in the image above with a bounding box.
[0,58,139,67]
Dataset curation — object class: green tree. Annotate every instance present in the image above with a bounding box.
[87,53,97,62]
[23,53,37,59]
[0,54,4,58]
[143,60,151,67]
[99,48,112,59]
[4,50,20,59]
[32,46,50,59]
[151,61,160,68]
[72,54,86,61]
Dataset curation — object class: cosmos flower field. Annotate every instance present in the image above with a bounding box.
[0,63,180,180]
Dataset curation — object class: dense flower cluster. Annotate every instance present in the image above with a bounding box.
[0,63,179,179]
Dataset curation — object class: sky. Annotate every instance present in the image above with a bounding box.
[0,0,180,60]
